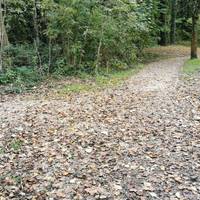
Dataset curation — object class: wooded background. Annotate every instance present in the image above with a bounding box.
[0,0,199,83]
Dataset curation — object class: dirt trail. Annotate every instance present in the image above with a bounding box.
[1,57,200,200]
[0,57,185,119]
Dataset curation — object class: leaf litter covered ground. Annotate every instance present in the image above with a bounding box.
[1,48,200,199]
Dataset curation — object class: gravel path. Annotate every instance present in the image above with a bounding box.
[1,57,200,200]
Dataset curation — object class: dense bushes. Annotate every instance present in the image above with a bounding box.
[1,0,156,77]
[2,0,197,91]
[3,45,36,68]
[46,0,155,71]
[0,67,41,92]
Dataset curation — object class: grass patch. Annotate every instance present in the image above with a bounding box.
[59,65,143,94]
[182,59,200,74]
[10,139,23,151]
[61,83,95,93]
[96,66,143,86]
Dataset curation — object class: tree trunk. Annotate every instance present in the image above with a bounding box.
[0,0,9,72]
[170,0,176,44]
[159,0,167,46]
[33,0,42,73]
[95,25,103,74]
[191,14,198,59]
[95,36,102,75]
[48,38,52,74]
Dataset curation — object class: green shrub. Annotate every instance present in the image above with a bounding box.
[0,68,17,84]
[0,67,41,84]
[3,44,37,68]
[0,67,41,94]
[15,67,41,84]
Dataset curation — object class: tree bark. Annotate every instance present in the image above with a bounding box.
[33,0,42,73]
[170,0,176,44]
[159,0,167,46]
[95,36,102,75]
[95,26,103,75]
[48,38,52,74]
[0,0,9,72]
[191,14,198,59]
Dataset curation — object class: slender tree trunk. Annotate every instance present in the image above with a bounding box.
[95,37,102,74]
[191,14,198,59]
[159,0,167,46]
[33,0,42,73]
[0,0,9,72]
[95,26,103,75]
[79,29,88,66]
[48,38,52,74]
[0,1,3,72]
[170,0,176,44]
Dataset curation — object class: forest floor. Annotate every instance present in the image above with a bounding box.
[0,46,200,200]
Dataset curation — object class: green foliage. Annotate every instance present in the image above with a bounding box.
[43,0,154,74]
[0,0,157,80]
[3,45,37,68]
[0,67,41,85]
[1,0,199,88]
[182,59,200,74]
[0,69,16,84]
[0,66,41,93]
[6,0,35,43]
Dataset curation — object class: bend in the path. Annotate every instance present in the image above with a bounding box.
[126,57,187,93]
[0,57,187,124]
[1,56,200,200]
